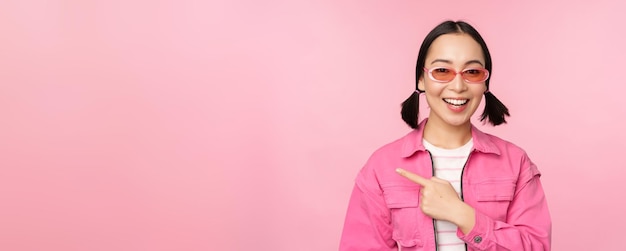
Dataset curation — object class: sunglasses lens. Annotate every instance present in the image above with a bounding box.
[462,69,488,82]
[430,68,455,81]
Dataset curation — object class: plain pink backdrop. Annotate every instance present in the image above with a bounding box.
[1,1,625,250]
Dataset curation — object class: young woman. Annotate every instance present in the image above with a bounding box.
[339,20,551,251]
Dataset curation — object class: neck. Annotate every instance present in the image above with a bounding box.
[423,119,472,149]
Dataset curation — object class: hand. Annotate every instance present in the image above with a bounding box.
[396,168,475,234]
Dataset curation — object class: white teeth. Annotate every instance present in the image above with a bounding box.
[444,98,468,106]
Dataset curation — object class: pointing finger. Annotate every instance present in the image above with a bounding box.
[396,168,430,186]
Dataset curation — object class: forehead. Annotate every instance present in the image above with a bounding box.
[426,33,485,65]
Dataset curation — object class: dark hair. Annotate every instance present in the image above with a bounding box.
[401,20,510,129]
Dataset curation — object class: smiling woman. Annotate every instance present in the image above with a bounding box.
[339,20,551,251]
[417,33,493,131]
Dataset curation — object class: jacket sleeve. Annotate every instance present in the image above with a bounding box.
[339,163,396,251]
[458,154,552,250]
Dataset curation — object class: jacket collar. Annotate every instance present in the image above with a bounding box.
[400,119,501,158]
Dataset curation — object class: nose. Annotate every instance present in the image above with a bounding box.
[448,72,467,92]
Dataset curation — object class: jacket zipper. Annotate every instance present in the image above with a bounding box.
[426,150,438,251]
[459,151,474,251]
[429,149,474,251]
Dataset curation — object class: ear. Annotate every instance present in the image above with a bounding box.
[417,77,425,92]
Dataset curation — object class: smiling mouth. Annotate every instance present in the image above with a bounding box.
[443,98,468,106]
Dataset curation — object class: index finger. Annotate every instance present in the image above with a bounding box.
[396,168,430,186]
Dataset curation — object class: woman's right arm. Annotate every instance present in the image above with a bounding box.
[339,169,396,251]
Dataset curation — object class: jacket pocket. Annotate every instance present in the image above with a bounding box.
[474,177,516,221]
[382,186,423,249]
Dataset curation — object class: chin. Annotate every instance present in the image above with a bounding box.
[441,115,473,127]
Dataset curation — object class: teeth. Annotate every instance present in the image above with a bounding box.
[444,98,468,106]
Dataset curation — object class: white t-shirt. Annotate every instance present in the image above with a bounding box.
[423,139,473,251]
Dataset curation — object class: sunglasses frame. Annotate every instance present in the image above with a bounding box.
[423,67,490,84]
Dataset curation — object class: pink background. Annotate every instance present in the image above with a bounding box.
[1,1,624,250]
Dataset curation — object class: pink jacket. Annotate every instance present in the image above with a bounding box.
[339,121,551,250]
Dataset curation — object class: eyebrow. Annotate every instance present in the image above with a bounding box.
[430,59,484,66]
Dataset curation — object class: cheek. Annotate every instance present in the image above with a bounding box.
[472,96,484,108]
[424,82,445,95]
[471,85,487,100]
[424,88,443,104]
